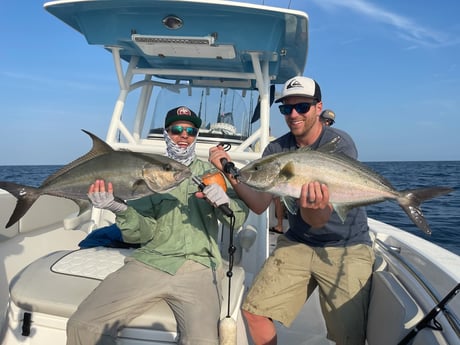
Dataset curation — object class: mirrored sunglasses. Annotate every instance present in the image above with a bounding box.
[279,102,317,115]
[168,125,198,137]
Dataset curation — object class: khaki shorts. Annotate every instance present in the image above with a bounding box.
[242,235,374,345]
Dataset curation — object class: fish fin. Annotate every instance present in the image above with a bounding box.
[0,181,41,228]
[295,136,341,154]
[81,129,115,156]
[296,146,314,153]
[397,187,454,235]
[74,199,92,216]
[42,130,114,187]
[317,136,341,153]
[279,161,296,180]
[281,196,298,215]
[332,203,354,223]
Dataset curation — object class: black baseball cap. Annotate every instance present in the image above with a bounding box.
[164,106,202,128]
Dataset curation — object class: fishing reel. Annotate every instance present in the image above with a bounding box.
[218,142,240,180]
[201,171,227,192]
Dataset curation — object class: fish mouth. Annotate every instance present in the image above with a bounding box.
[236,172,248,183]
[175,168,192,181]
[234,170,274,191]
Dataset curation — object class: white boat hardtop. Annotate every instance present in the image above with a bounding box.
[45,0,308,86]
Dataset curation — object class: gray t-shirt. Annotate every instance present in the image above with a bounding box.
[264,126,371,247]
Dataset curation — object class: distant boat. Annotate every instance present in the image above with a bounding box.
[0,1,458,344]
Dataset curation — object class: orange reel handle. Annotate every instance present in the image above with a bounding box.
[201,171,227,192]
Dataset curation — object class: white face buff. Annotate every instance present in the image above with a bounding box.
[163,129,197,166]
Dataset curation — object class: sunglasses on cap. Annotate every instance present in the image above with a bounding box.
[167,125,199,137]
[279,102,317,116]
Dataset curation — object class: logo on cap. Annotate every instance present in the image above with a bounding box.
[286,79,302,89]
[177,107,192,116]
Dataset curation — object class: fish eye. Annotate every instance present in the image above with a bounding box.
[164,163,172,171]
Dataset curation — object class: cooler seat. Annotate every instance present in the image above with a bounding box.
[8,247,245,343]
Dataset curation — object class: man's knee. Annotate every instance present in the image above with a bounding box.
[242,309,277,345]
[67,312,120,344]
[242,309,261,324]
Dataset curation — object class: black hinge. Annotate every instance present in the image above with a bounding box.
[21,312,32,336]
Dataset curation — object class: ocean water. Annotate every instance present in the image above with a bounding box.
[364,161,459,255]
[0,162,459,255]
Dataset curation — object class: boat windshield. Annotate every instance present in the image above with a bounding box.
[148,86,255,142]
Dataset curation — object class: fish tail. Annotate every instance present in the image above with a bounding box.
[397,187,454,235]
[0,181,41,228]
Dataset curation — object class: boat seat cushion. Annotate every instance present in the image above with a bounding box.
[366,271,423,345]
[9,247,244,332]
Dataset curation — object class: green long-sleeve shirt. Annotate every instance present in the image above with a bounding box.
[115,159,249,275]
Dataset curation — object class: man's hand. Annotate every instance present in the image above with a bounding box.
[198,183,230,207]
[208,146,231,172]
[87,179,128,213]
[298,181,333,228]
[299,181,330,210]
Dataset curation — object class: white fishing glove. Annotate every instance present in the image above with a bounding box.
[87,191,128,213]
[203,183,230,207]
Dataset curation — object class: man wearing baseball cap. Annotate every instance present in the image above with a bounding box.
[68,106,249,345]
[209,76,374,345]
[274,75,322,102]
[320,109,336,126]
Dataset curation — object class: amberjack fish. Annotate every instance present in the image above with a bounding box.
[238,138,453,234]
[0,130,191,228]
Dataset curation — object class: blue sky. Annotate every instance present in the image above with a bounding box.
[1,0,459,164]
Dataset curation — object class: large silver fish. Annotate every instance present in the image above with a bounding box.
[238,138,453,234]
[0,130,191,228]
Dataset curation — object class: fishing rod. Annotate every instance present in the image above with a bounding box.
[398,282,460,345]
[191,173,237,344]
[198,89,204,119]
[217,142,240,180]
[191,175,233,217]
[217,89,223,123]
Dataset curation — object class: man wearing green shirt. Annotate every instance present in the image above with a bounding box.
[66,106,249,345]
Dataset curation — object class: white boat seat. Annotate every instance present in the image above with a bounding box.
[366,271,424,345]
[9,247,245,334]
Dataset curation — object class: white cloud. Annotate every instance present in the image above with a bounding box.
[308,0,456,48]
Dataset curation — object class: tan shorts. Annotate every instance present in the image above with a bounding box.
[242,235,374,345]
[68,259,223,345]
